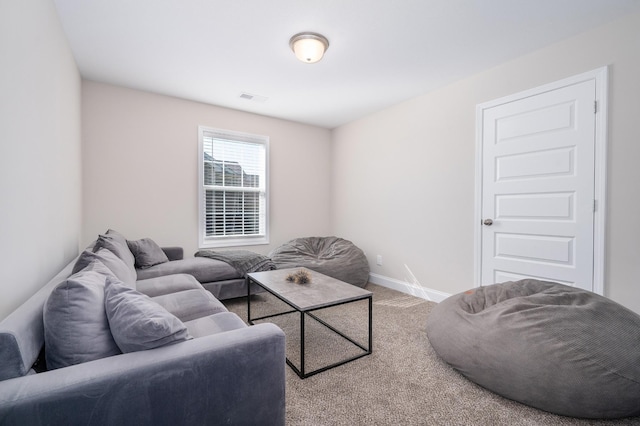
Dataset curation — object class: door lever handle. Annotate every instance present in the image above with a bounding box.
[483,218,493,226]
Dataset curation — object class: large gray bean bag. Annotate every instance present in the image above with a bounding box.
[426,279,640,419]
[268,237,369,288]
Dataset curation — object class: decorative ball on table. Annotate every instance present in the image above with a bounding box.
[286,270,311,284]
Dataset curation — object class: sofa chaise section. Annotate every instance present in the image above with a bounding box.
[136,246,263,300]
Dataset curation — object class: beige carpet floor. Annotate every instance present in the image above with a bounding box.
[223,283,640,426]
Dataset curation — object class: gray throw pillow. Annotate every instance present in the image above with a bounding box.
[104,277,190,353]
[126,238,170,269]
[93,230,136,272]
[73,248,137,287]
[44,260,121,369]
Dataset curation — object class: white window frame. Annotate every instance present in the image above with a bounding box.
[198,125,269,248]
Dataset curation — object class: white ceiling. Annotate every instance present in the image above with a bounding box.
[53,0,640,129]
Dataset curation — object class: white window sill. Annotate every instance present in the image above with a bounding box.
[199,236,269,249]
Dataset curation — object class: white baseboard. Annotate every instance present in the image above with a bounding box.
[368,273,450,303]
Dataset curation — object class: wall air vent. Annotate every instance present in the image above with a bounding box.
[239,92,268,102]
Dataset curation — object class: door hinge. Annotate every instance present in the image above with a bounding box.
[594,100,598,114]
[593,199,597,212]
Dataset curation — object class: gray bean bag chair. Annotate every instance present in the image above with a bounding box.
[426,279,640,419]
[268,237,369,288]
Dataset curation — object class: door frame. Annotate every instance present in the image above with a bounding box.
[473,66,608,295]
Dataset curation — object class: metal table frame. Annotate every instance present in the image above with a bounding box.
[247,275,372,379]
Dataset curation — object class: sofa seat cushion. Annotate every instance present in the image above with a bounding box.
[136,257,240,283]
[136,274,203,297]
[184,312,247,338]
[44,260,121,369]
[201,278,264,301]
[151,289,227,322]
[426,279,640,419]
[104,278,191,352]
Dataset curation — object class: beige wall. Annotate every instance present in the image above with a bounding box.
[0,0,82,320]
[81,81,332,256]
[332,12,640,313]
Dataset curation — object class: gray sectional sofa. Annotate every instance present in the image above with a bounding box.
[0,230,286,425]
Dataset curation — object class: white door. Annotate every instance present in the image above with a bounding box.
[476,69,607,293]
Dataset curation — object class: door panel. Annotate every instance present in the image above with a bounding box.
[480,79,596,290]
[494,233,574,264]
[496,102,575,141]
[496,147,575,181]
[493,270,574,287]
[496,192,574,220]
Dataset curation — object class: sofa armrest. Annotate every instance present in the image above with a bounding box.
[0,323,285,426]
[161,246,183,261]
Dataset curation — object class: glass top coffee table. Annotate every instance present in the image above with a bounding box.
[247,267,372,379]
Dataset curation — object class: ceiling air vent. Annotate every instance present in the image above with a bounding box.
[239,92,268,103]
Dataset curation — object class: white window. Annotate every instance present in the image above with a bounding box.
[198,126,269,248]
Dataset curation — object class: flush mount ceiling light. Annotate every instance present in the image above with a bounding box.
[289,32,329,64]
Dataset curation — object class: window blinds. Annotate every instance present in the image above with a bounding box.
[201,130,267,241]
